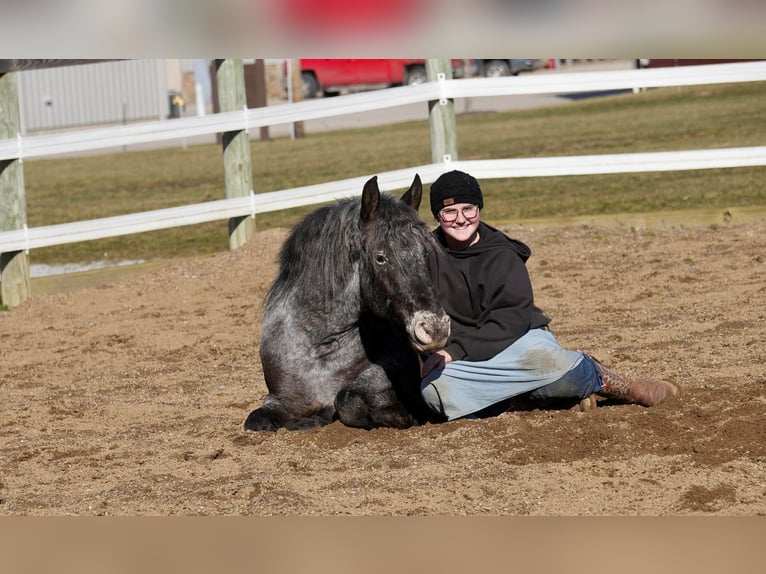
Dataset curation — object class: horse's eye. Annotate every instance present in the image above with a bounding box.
[374,251,387,266]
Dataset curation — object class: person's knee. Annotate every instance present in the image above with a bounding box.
[528,356,601,401]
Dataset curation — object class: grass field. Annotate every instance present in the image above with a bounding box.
[21,80,766,266]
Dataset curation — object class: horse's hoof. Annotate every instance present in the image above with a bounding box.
[243,409,279,432]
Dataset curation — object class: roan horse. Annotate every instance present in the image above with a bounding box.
[244,174,450,431]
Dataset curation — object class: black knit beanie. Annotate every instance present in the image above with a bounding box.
[429,170,484,217]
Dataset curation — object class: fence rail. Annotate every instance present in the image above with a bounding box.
[3,61,766,162]
[3,145,766,254]
[2,61,766,255]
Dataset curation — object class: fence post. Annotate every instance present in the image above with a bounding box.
[426,59,458,165]
[252,59,270,142]
[215,59,256,250]
[0,71,30,308]
[288,60,305,139]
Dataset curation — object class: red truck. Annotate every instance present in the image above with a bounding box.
[291,59,467,99]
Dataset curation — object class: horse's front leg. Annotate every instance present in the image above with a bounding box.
[334,364,414,430]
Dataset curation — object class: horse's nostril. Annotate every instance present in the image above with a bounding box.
[414,321,433,345]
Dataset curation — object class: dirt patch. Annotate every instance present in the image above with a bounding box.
[1,222,765,515]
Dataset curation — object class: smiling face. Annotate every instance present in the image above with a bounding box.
[437,202,481,250]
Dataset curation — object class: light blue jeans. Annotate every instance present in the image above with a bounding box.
[421,328,602,420]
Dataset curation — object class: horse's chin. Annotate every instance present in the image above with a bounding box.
[412,338,449,354]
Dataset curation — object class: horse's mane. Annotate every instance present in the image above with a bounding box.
[268,197,363,307]
[267,192,437,310]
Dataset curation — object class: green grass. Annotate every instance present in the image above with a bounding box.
[22,80,766,266]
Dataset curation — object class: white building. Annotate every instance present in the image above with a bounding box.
[15,59,204,133]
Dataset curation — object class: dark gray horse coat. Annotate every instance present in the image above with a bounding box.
[244,175,450,431]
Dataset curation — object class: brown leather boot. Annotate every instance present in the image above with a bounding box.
[588,355,678,407]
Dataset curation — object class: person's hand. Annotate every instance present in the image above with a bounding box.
[421,349,452,378]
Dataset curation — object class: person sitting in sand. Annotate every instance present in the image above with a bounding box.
[420,169,679,420]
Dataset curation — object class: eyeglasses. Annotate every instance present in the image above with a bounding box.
[439,204,479,223]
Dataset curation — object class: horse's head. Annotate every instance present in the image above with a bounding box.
[358,174,450,353]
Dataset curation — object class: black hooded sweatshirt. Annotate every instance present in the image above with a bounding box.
[430,221,550,362]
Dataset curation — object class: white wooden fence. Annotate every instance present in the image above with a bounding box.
[2,61,766,254]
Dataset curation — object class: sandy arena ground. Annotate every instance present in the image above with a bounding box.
[1,219,764,515]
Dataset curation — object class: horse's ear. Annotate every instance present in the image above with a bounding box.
[400,174,422,211]
[360,175,380,223]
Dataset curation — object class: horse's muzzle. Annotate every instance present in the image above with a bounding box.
[410,311,450,353]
